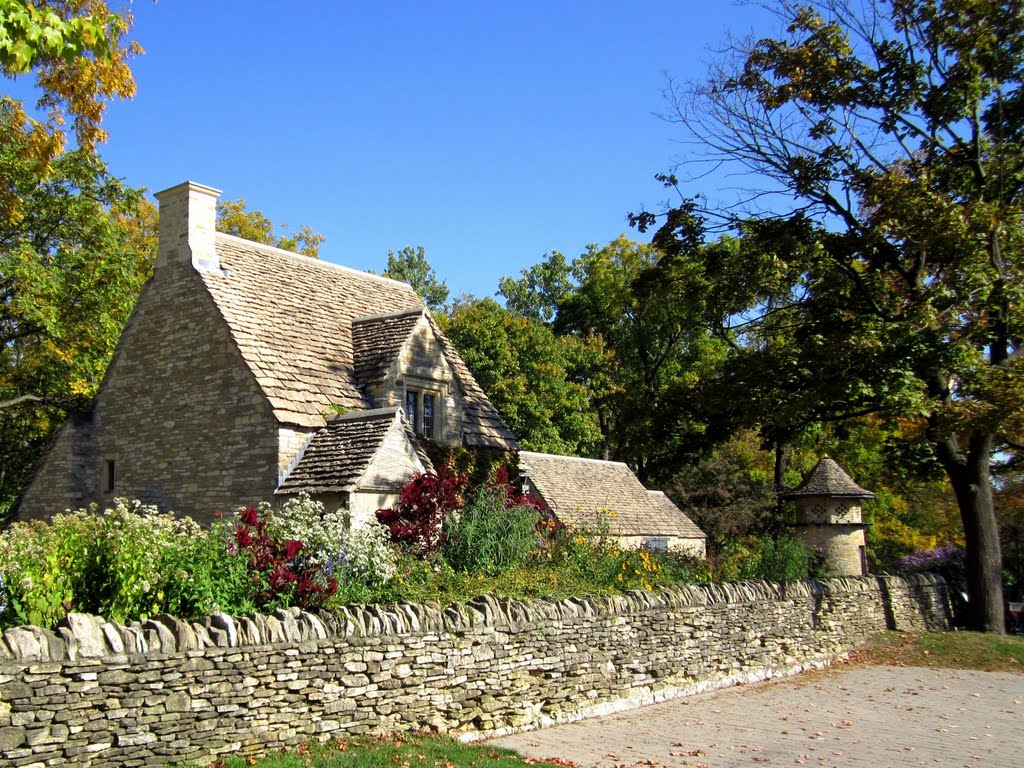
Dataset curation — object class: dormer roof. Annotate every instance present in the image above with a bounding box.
[277,408,432,495]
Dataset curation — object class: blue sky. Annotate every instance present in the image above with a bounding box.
[19,1,777,299]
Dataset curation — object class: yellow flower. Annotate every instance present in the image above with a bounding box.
[645,583,652,591]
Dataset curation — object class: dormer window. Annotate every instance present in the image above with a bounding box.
[405,387,440,439]
[422,393,435,438]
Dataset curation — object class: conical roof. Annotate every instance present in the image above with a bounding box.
[782,457,875,499]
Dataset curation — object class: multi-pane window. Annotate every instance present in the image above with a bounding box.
[642,537,669,552]
[405,389,440,439]
[422,393,435,439]
[405,390,418,430]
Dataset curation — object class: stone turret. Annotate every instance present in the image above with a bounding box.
[782,457,874,576]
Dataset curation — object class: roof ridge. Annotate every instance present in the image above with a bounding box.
[214,232,416,291]
[328,407,401,423]
[352,307,425,324]
[519,451,629,470]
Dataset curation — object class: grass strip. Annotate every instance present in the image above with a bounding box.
[178,733,572,768]
[850,630,1024,672]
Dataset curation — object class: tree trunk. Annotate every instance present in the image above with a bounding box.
[773,441,790,518]
[935,431,1006,634]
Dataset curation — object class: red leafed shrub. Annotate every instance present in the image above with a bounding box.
[490,463,545,511]
[235,506,337,610]
[376,464,469,555]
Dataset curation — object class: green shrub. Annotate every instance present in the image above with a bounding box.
[655,550,713,583]
[738,535,811,582]
[159,517,255,618]
[0,500,207,627]
[442,487,541,576]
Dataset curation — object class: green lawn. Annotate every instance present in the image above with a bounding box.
[850,630,1024,672]
[179,734,569,768]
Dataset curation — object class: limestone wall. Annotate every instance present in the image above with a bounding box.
[0,575,950,767]
[18,260,281,525]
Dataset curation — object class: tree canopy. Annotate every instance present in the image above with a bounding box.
[383,246,449,312]
[0,112,152,509]
[216,198,324,258]
[641,0,1024,631]
[444,297,601,456]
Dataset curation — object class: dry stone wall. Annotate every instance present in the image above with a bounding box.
[0,575,950,767]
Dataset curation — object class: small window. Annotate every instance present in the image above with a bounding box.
[104,459,116,493]
[422,393,435,439]
[643,537,669,552]
[405,389,418,428]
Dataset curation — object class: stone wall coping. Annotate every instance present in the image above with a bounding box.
[0,574,946,666]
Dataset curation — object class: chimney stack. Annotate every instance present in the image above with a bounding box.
[154,181,222,273]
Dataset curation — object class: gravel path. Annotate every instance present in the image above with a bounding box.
[485,665,1024,768]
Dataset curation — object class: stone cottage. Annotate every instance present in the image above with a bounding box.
[16,182,517,524]
[518,451,706,555]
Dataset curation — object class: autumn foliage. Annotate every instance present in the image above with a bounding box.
[376,465,469,555]
[235,506,338,610]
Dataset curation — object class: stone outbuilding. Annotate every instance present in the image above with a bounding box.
[518,451,706,556]
[782,457,874,576]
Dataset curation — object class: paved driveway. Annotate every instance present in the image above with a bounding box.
[485,665,1024,768]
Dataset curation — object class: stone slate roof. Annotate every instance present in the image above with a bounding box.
[202,235,420,427]
[782,457,875,499]
[201,235,516,449]
[277,408,430,495]
[352,309,424,388]
[518,451,705,540]
[646,490,707,539]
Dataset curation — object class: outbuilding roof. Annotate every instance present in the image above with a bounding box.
[782,457,875,499]
[518,451,705,540]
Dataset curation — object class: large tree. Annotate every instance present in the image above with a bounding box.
[445,297,602,455]
[646,0,1023,631]
[1,0,141,512]
[0,115,152,509]
[0,0,138,214]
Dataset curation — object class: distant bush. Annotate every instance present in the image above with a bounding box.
[738,535,811,582]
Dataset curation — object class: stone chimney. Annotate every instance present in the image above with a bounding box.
[153,181,222,273]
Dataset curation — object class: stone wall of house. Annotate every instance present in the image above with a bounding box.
[16,412,96,518]
[0,575,950,767]
[18,259,281,525]
[91,261,280,525]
